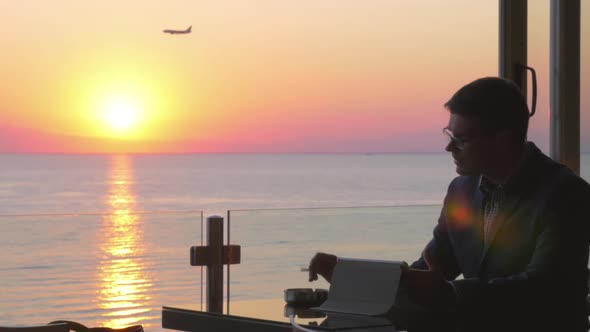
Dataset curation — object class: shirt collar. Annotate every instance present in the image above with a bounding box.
[479,176,501,195]
[478,142,532,195]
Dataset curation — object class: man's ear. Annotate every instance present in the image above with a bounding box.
[495,130,513,146]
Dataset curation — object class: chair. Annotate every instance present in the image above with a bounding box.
[0,323,69,332]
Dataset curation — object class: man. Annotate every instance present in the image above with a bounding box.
[308,77,590,331]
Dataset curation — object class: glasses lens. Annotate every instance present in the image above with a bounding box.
[443,128,463,149]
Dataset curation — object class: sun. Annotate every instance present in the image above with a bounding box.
[101,98,144,135]
[106,101,139,131]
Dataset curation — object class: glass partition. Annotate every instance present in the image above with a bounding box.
[226,205,440,312]
[0,210,203,331]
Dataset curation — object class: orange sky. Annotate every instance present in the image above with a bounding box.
[0,1,588,153]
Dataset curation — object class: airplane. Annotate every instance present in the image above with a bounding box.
[163,26,192,35]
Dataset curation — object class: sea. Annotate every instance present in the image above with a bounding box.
[1,153,589,331]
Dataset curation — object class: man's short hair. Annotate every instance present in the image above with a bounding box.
[444,77,530,143]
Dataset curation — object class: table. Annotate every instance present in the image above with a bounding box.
[162,298,401,332]
[162,298,539,332]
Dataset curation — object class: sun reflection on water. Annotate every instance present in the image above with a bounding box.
[97,155,153,328]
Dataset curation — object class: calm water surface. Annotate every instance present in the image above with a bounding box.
[1,153,589,330]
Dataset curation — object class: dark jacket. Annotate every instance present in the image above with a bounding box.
[412,143,590,331]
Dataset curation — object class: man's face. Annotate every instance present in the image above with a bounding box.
[444,113,495,176]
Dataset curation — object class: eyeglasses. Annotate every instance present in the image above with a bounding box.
[442,127,475,150]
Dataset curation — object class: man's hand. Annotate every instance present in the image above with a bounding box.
[308,252,338,283]
[402,248,456,309]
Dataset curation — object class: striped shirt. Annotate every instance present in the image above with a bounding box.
[479,177,504,243]
[478,144,530,244]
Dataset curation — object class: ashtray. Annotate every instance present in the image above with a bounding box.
[283,304,327,318]
[284,288,328,306]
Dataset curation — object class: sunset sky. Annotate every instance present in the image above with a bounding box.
[0,1,588,153]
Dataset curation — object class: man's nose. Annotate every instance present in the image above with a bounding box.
[445,141,454,152]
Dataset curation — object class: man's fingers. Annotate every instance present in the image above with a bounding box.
[308,270,318,282]
[308,254,320,282]
[307,252,337,282]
